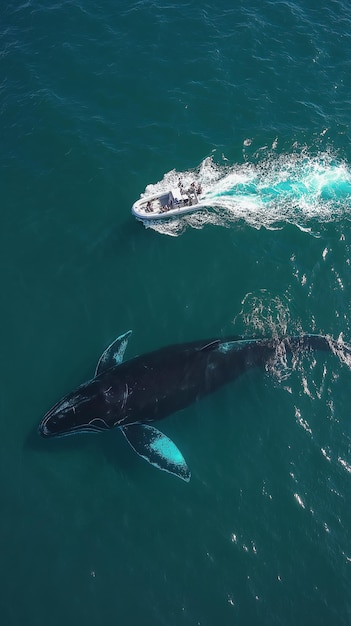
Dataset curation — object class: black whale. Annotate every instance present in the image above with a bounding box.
[38,331,349,481]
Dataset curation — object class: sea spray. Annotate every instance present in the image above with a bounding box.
[139,150,351,236]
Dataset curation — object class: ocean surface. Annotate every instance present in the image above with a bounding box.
[2,1,351,624]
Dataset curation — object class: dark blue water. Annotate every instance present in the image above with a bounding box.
[2,1,351,624]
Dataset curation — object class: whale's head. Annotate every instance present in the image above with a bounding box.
[38,379,124,438]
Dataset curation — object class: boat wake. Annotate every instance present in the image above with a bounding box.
[140,150,351,236]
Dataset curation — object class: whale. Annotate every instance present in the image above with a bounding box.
[38,331,350,481]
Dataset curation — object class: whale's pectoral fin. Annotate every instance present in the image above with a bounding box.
[95,330,132,377]
[121,424,191,482]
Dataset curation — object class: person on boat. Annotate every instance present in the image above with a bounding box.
[146,201,152,212]
[178,179,185,194]
[189,182,198,196]
[197,184,202,194]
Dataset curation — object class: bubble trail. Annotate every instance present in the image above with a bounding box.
[140,151,351,236]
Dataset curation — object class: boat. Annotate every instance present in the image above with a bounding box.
[132,183,208,221]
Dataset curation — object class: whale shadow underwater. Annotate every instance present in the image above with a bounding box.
[38,331,351,481]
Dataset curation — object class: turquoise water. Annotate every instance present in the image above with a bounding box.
[2,1,351,624]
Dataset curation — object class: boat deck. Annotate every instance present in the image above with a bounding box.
[132,184,205,220]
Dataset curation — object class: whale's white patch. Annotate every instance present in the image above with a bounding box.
[218,340,257,353]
